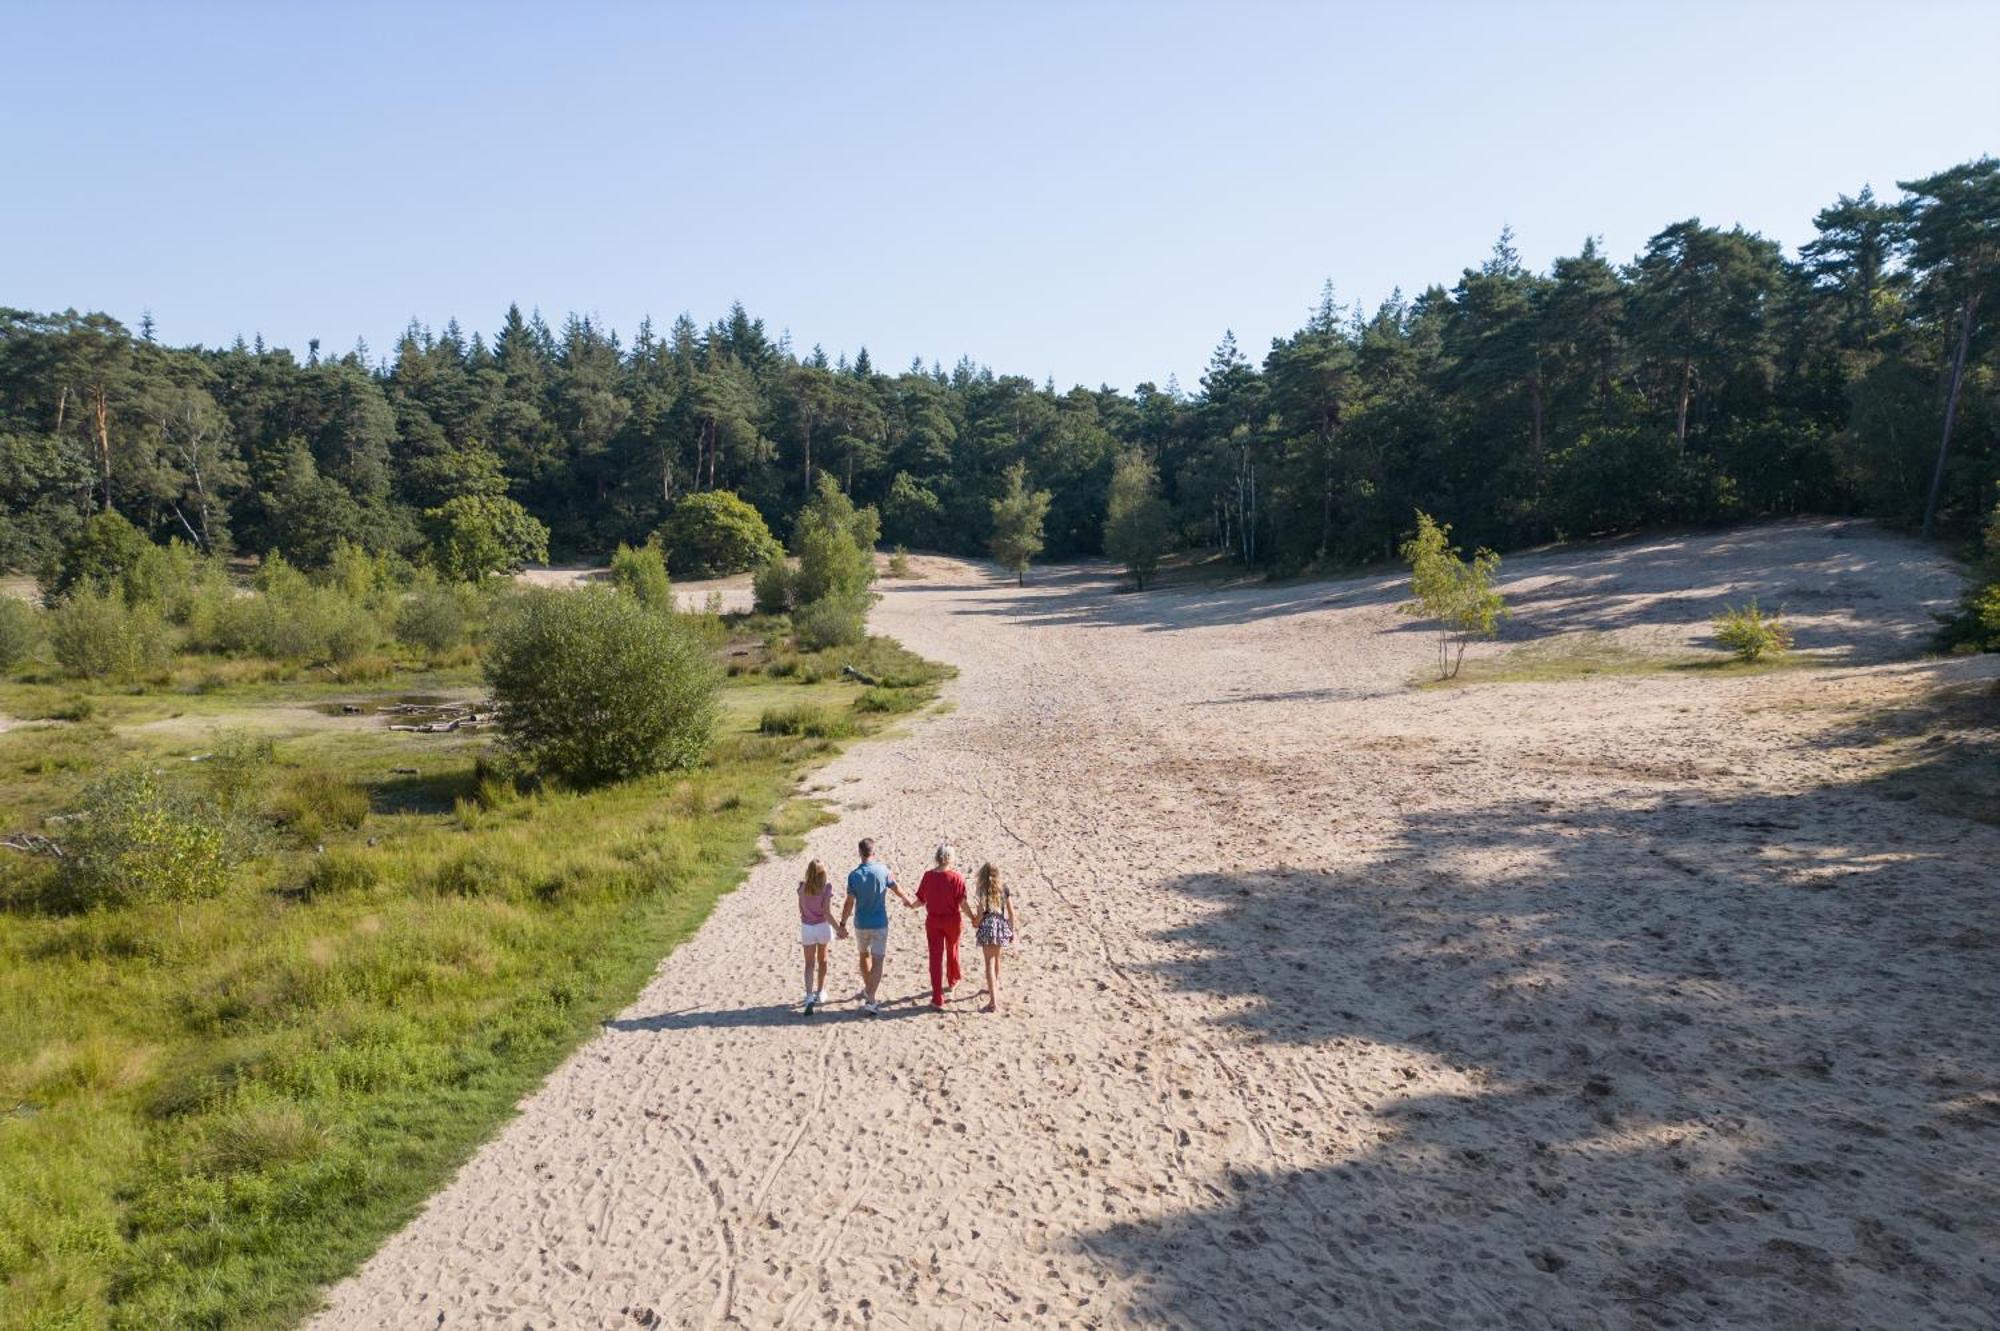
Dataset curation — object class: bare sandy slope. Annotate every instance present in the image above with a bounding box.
[517,566,755,616]
[310,519,1998,1330]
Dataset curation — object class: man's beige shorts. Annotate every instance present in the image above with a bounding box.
[855,927,888,959]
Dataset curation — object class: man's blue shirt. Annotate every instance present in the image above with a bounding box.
[846,861,895,928]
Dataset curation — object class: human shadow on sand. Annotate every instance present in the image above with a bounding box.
[1076,781,1999,1329]
[604,991,961,1033]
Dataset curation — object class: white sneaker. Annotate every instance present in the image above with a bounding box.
[863,1001,880,1016]
[802,991,815,1007]
[810,990,824,1006]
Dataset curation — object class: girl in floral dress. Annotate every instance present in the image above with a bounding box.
[971,862,1016,1013]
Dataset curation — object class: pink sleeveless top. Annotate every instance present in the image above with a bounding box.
[799,884,831,925]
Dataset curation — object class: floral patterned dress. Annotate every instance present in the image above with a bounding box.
[974,887,1014,947]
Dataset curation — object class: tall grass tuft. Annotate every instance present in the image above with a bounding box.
[758,703,856,738]
[271,769,370,842]
[1713,600,1794,662]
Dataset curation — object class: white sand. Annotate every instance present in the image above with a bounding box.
[309,518,1999,1329]
[516,566,755,616]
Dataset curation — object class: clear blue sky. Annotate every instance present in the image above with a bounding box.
[6,1,1996,392]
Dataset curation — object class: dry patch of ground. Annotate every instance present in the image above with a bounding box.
[312,520,1996,1330]
[516,566,755,615]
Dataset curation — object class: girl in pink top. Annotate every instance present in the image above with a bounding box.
[797,859,839,1013]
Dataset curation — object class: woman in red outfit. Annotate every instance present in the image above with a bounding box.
[913,844,975,1009]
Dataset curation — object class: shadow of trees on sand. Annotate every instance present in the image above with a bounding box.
[1083,783,1999,1328]
[927,520,1955,662]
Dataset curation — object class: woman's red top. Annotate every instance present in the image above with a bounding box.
[915,868,966,921]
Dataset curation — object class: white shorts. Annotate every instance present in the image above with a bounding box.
[800,921,834,947]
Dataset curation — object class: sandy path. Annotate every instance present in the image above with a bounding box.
[310,519,1998,1330]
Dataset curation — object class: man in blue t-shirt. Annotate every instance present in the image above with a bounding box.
[838,837,911,1015]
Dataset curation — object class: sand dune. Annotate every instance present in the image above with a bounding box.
[309,518,1998,1330]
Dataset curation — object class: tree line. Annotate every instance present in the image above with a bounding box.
[3,157,1995,588]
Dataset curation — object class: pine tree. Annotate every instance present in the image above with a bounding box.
[988,461,1050,585]
[1899,157,2000,537]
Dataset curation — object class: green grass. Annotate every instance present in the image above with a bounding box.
[0,630,947,1330]
[764,797,838,855]
[1418,632,1829,688]
[757,703,856,739]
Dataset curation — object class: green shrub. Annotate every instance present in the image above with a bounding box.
[271,769,370,841]
[752,555,796,615]
[791,476,877,607]
[324,539,399,609]
[656,490,782,578]
[1398,510,1509,680]
[49,509,151,600]
[609,541,674,610]
[680,593,728,647]
[1713,600,1794,662]
[202,730,276,815]
[885,545,912,579]
[46,695,95,722]
[758,703,855,739]
[123,539,228,622]
[1937,497,2000,653]
[49,583,170,680]
[793,593,869,650]
[322,606,376,664]
[422,493,550,580]
[59,768,240,908]
[1951,583,2000,653]
[192,552,382,663]
[484,587,721,785]
[394,578,466,656]
[0,595,39,671]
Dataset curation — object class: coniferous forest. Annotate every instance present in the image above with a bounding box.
[4,158,1997,596]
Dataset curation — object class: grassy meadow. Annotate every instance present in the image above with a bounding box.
[0,616,947,1330]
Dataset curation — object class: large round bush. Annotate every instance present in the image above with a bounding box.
[656,491,782,578]
[49,509,151,600]
[484,588,720,785]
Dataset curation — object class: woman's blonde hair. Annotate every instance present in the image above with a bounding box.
[975,862,1003,914]
[802,860,830,895]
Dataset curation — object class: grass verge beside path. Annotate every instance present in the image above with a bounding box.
[0,632,949,1330]
[1418,632,1829,688]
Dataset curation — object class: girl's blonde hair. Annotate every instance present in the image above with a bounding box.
[802,860,830,895]
[975,862,1003,915]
